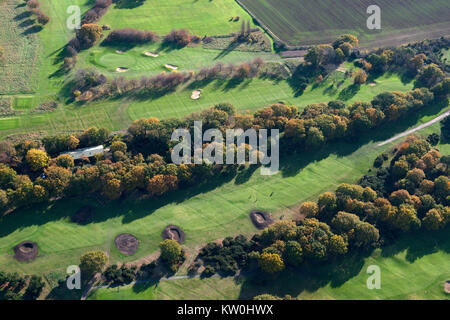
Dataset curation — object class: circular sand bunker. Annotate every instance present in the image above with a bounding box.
[114,233,139,255]
[191,89,202,100]
[162,225,185,244]
[116,67,129,72]
[144,51,159,57]
[250,210,274,229]
[445,281,450,294]
[72,205,96,224]
[13,241,38,262]
[164,64,178,70]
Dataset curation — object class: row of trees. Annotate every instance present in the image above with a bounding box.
[193,136,448,275]
[70,58,265,102]
[81,0,112,24]
[26,0,50,26]
[103,28,159,45]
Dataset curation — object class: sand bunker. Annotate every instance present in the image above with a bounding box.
[250,210,274,229]
[13,241,38,262]
[191,90,202,100]
[144,51,159,57]
[369,82,377,86]
[114,233,139,255]
[445,281,450,294]
[116,50,125,54]
[164,64,178,70]
[116,67,129,72]
[72,205,96,224]
[162,225,185,244]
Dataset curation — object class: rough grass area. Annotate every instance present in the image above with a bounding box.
[239,0,450,47]
[0,0,40,94]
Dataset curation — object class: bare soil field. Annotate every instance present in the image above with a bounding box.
[238,0,450,48]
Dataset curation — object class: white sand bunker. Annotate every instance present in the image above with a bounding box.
[116,67,129,72]
[191,89,202,100]
[144,51,159,57]
[369,82,377,86]
[165,64,178,70]
[116,50,126,54]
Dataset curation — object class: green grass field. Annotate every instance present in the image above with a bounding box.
[88,228,450,300]
[0,110,446,279]
[99,0,255,36]
[239,0,450,47]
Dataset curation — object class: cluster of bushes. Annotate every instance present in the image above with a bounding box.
[282,87,445,150]
[304,34,359,68]
[0,272,44,300]
[194,58,264,83]
[26,0,50,26]
[103,264,137,285]
[69,59,265,103]
[103,29,159,45]
[1,74,449,215]
[163,29,200,47]
[192,136,449,276]
[198,235,257,276]
[82,0,112,24]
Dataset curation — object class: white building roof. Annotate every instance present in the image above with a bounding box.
[61,145,104,160]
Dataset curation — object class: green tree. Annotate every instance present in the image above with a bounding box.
[258,252,285,273]
[159,239,181,265]
[80,250,108,275]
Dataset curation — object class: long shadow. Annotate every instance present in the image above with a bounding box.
[214,41,240,60]
[114,0,146,9]
[18,19,35,29]
[14,11,31,21]
[238,225,450,299]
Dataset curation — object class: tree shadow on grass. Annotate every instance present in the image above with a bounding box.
[237,250,370,299]
[18,19,35,29]
[114,0,146,9]
[214,41,239,60]
[238,225,450,299]
[337,83,360,101]
[379,225,450,263]
[0,99,447,240]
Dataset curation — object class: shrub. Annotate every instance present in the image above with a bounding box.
[159,239,181,265]
[164,29,192,47]
[103,29,159,45]
[258,252,285,273]
[25,149,49,171]
[80,250,108,275]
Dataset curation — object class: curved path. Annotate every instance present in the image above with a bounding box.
[377,110,449,147]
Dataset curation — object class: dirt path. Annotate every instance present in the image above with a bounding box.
[377,110,449,147]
